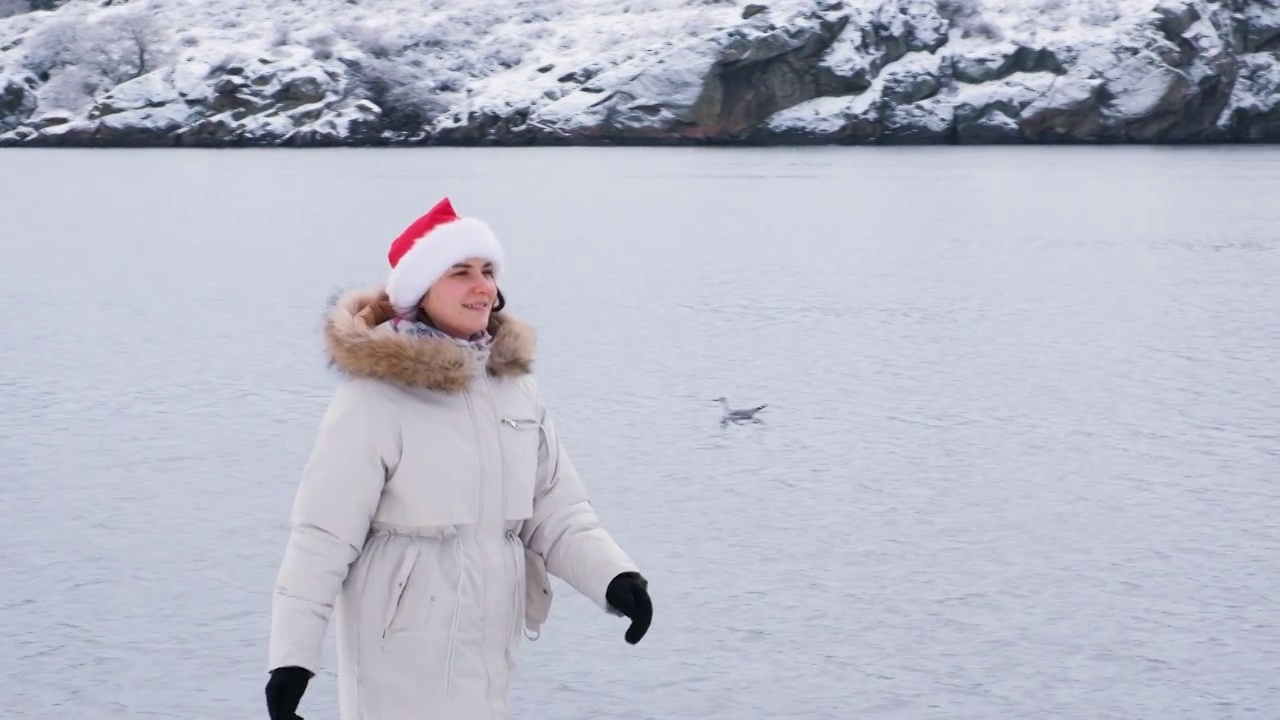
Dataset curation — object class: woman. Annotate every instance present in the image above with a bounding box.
[265,198,652,720]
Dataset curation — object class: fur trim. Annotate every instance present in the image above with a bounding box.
[385,217,504,314]
[324,288,534,393]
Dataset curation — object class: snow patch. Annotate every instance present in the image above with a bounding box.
[1021,75,1103,117]
[765,93,874,135]
[1221,52,1280,130]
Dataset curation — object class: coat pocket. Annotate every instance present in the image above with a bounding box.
[523,546,553,640]
[364,535,463,706]
[381,545,420,638]
[500,417,541,520]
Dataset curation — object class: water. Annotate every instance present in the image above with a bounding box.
[1,146,1277,720]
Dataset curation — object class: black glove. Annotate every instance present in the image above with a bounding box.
[265,666,313,720]
[605,571,652,645]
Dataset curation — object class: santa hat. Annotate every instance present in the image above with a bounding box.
[385,197,504,315]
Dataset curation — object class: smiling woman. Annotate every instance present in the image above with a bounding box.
[357,256,507,343]
[265,197,654,720]
[420,259,503,338]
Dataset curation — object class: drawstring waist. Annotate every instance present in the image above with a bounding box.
[366,522,529,667]
[368,522,461,540]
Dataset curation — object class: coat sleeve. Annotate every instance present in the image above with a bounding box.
[519,384,640,614]
[267,379,399,673]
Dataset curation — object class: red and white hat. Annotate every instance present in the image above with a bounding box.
[385,197,504,315]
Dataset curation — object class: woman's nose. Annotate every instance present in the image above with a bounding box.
[470,275,496,295]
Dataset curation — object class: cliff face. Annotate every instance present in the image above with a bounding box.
[0,0,1277,146]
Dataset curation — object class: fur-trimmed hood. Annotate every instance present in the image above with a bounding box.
[324,288,535,393]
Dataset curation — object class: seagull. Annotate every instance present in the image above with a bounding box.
[712,397,767,427]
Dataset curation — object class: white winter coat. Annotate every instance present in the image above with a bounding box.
[268,289,641,720]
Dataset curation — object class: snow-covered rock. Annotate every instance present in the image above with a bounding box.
[1017,76,1107,139]
[0,72,38,133]
[1222,52,1280,139]
[0,0,1277,146]
[527,9,849,141]
[1241,0,1280,52]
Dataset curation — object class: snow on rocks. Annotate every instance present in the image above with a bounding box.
[1241,0,1280,52]
[0,71,38,133]
[0,0,1277,145]
[762,0,1274,144]
[528,9,849,141]
[1221,52,1280,140]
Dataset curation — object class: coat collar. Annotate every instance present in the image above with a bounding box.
[324,288,535,393]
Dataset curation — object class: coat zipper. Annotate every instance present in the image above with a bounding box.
[461,383,486,698]
[444,534,462,696]
[479,364,500,697]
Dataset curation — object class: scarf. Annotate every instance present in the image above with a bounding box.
[388,315,494,352]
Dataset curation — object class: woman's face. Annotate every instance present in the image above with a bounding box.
[420,258,498,338]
